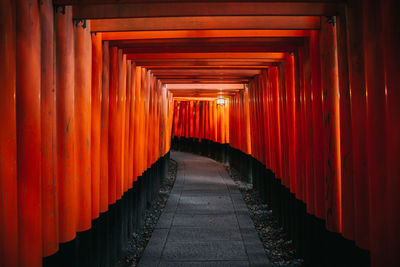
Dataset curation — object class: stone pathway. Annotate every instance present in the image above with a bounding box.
[138,151,271,267]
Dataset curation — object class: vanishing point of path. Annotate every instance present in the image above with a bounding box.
[138,151,271,267]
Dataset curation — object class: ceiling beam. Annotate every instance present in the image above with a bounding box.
[113,37,303,53]
[150,69,262,76]
[71,2,344,19]
[144,65,275,69]
[135,61,278,68]
[159,79,249,84]
[57,0,343,4]
[91,16,320,32]
[166,84,245,90]
[171,91,238,97]
[130,58,282,62]
[126,52,285,60]
[173,97,227,101]
[101,30,313,40]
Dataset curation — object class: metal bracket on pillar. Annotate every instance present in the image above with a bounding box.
[54,4,66,14]
[74,19,87,29]
[327,16,337,26]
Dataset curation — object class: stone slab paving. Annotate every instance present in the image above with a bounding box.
[138,151,271,267]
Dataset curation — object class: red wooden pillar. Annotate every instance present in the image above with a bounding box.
[100,41,110,213]
[17,0,42,265]
[118,50,127,196]
[133,66,142,179]
[195,101,200,139]
[285,54,297,194]
[143,71,151,170]
[294,49,304,202]
[309,31,325,220]
[278,63,290,188]
[380,1,400,264]
[126,61,131,187]
[108,46,119,205]
[75,19,92,232]
[147,76,152,165]
[185,101,190,139]
[200,101,205,140]
[335,14,356,241]
[302,41,315,214]
[91,32,102,219]
[56,5,76,243]
[173,101,179,138]
[320,16,342,232]
[128,62,136,187]
[138,67,146,175]
[0,0,18,265]
[40,0,58,257]
[271,67,283,178]
[213,101,218,142]
[346,0,369,249]
[256,77,265,163]
[363,0,389,265]
[244,86,252,155]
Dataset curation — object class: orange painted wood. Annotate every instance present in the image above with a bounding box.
[146,74,153,166]
[102,29,312,41]
[91,16,320,32]
[243,86,252,154]
[143,71,151,169]
[320,17,342,232]
[16,0,42,265]
[74,19,92,232]
[336,15,355,241]
[71,2,344,19]
[131,65,139,181]
[100,40,110,212]
[40,0,59,256]
[302,43,315,213]
[133,66,142,179]
[91,32,102,219]
[309,31,325,220]
[278,64,290,188]
[195,101,200,139]
[380,0,400,264]
[108,46,119,205]
[284,54,297,194]
[126,61,136,188]
[56,5,77,243]
[0,0,18,265]
[346,0,369,250]
[271,67,283,178]
[118,50,127,196]
[363,1,389,265]
[294,50,304,201]
[138,67,146,174]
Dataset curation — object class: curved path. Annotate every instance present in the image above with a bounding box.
[138,151,271,267]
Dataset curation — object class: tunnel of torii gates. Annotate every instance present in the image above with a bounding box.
[0,0,399,266]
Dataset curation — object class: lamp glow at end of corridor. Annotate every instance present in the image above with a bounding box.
[217,98,225,106]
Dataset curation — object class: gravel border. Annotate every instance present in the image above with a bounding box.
[225,165,304,267]
[115,159,178,267]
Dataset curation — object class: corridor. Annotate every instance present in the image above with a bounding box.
[1,0,399,266]
[139,151,270,267]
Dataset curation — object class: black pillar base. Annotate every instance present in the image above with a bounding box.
[43,152,170,267]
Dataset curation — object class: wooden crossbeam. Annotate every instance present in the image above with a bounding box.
[90,16,320,32]
[70,2,344,19]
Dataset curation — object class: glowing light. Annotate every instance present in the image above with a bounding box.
[216,98,225,106]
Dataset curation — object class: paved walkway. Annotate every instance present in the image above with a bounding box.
[138,151,271,267]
